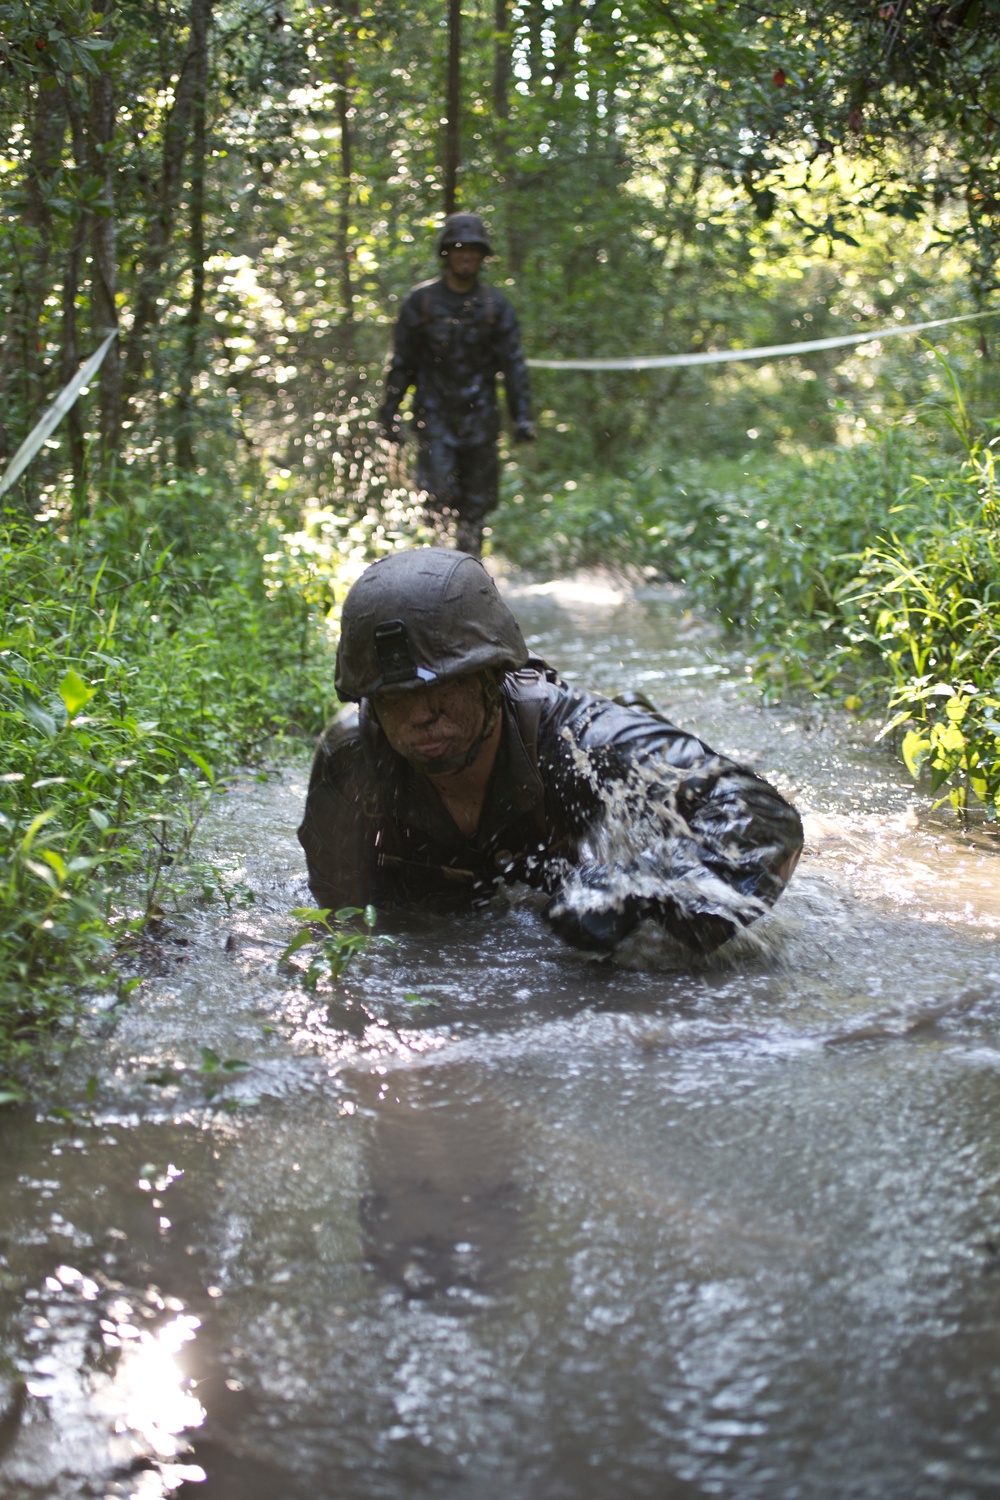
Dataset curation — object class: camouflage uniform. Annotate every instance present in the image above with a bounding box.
[379,217,533,555]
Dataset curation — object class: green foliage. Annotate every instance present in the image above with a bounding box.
[0,481,337,1091]
[846,438,1000,815]
[2,0,996,516]
[145,1045,251,1107]
[282,904,387,991]
[495,394,1000,818]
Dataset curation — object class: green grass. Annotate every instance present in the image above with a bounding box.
[0,479,338,1097]
[492,404,1000,819]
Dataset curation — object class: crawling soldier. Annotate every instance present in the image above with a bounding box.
[298,548,803,955]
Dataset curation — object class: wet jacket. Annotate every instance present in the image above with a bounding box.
[379,277,533,448]
[297,661,803,954]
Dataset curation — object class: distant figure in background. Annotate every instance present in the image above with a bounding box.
[378,213,535,557]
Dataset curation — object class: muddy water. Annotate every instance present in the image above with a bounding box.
[3,576,1000,1500]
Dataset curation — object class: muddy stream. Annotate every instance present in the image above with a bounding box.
[2,575,1000,1499]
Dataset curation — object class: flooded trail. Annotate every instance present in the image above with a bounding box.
[3,576,1000,1499]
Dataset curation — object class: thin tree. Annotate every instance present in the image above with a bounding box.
[0,71,65,472]
[444,0,461,213]
[333,0,358,331]
[87,36,121,485]
[123,0,213,412]
[492,0,523,273]
[176,0,212,470]
[61,88,89,510]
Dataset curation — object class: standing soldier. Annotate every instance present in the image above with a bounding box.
[378,213,535,557]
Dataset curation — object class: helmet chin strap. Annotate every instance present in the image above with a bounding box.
[441,671,502,774]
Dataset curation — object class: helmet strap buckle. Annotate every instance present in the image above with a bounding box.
[373,620,437,687]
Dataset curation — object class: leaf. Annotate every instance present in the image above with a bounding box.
[404,992,440,1009]
[59,669,95,719]
[933,722,966,755]
[185,749,216,783]
[22,696,57,738]
[199,1046,221,1072]
[41,849,68,883]
[901,729,928,778]
[281,928,316,961]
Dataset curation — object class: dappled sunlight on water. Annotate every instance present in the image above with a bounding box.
[2,578,1000,1498]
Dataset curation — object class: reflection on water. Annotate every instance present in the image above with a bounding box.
[2,575,1000,1498]
[109,1313,205,1465]
[357,1065,528,1305]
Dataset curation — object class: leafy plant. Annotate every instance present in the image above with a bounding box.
[0,488,338,1096]
[494,376,1000,819]
[145,1045,250,1105]
[281,904,386,992]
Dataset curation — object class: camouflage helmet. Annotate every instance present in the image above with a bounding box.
[334,548,528,702]
[436,212,493,257]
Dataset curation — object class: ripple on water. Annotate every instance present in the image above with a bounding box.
[2,577,1000,1498]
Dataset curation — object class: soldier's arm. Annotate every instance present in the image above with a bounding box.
[297,710,381,911]
[539,691,803,954]
[379,297,421,432]
[494,297,534,437]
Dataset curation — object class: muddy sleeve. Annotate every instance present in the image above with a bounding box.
[540,690,803,953]
[379,296,421,428]
[297,715,381,912]
[495,299,533,429]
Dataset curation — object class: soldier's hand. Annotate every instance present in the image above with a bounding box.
[513,421,537,444]
[543,865,644,953]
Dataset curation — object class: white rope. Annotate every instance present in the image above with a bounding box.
[0,331,117,498]
[525,310,996,371]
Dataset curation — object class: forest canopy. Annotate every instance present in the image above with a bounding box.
[1,0,998,505]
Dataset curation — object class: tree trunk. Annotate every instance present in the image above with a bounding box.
[62,90,89,513]
[444,0,461,213]
[176,0,211,470]
[492,0,524,274]
[0,77,65,469]
[87,50,121,484]
[123,0,208,410]
[333,1,357,331]
[527,0,544,86]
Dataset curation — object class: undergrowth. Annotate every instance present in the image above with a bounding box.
[0,478,339,1097]
[492,364,1000,819]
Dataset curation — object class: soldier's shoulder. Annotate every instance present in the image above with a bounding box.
[394,279,450,326]
[313,706,363,780]
[504,660,567,719]
[479,281,517,314]
[400,277,443,305]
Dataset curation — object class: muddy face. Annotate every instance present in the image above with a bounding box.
[373,674,489,775]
